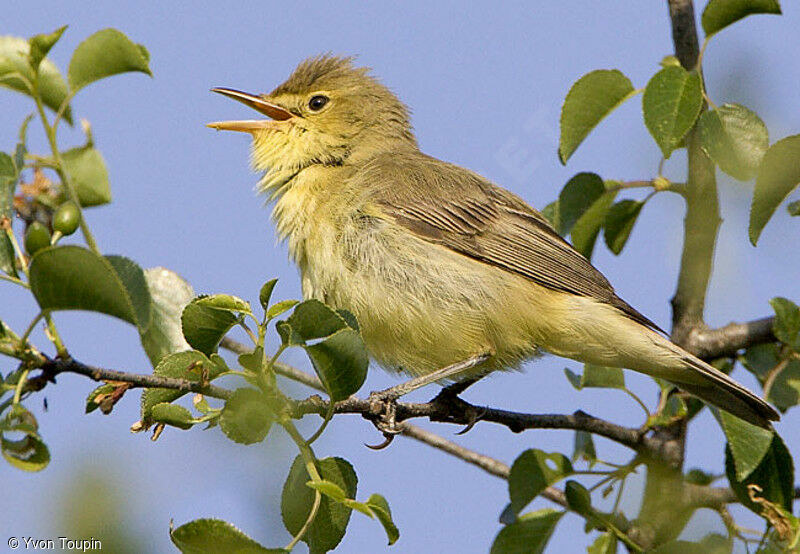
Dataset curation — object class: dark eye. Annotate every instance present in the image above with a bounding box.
[308,95,329,111]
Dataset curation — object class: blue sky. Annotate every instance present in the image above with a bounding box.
[2,2,799,552]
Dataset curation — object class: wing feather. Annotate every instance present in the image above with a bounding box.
[360,151,662,333]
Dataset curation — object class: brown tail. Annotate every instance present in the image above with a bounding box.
[666,352,779,429]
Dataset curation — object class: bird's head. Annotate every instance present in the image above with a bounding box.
[208,55,416,182]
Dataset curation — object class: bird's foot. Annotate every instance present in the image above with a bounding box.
[364,390,402,450]
[363,353,492,448]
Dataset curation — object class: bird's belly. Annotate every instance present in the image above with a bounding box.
[299,225,562,378]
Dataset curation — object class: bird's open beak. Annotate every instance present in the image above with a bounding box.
[207,87,294,132]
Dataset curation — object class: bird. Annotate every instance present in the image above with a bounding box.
[208,54,779,428]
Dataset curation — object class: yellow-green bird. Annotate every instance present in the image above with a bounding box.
[209,55,778,428]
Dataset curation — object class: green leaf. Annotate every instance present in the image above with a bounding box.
[702,0,782,38]
[150,403,195,430]
[140,350,223,422]
[717,409,774,480]
[259,279,278,310]
[237,346,264,373]
[303,482,392,532]
[336,309,359,331]
[1,404,38,435]
[219,388,273,445]
[556,172,605,235]
[570,190,618,259]
[0,151,16,221]
[365,494,399,546]
[769,297,800,350]
[490,509,563,554]
[1,434,50,472]
[266,300,299,321]
[181,297,239,356]
[766,358,800,411]
[588,533,618,554]
[659,55,682,69]
[788,200,800,216]
[643,66,703,158]
[572,430,597,467]
[0,232,17,278]
[15,113,33,166]
[698,104,769,181]
[85,383,115,414]
[726,432,794,515]
[604,200,644,255]
[564,480,592,515]
[564,368,583,390]
[0,36,73,123]
[540,201,558,227]
[582,364,625,389]
[305,328,368,402]
[307,479,348,502]
[140,267,194,367]
[558,69,636,164]
[749,135,800,244]
[105,255,152,331]
[0,151,15,183]
[740,342,781,380]
[648,395,689,427]
[192,294,252,315]
[508,449,573,516]
[285,299,348,342]
[651,534,732,554]
[282,456,357,553]
[170,519,282,554]
[68,29,152,93]
[685,468,715,486]
[61,146,111,207]
[29,245,150,329]
[28,26,67,72]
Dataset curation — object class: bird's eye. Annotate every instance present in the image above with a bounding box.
[308,95,329,111]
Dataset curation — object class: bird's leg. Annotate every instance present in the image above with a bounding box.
[366,353,491,447]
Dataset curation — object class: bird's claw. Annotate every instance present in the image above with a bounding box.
[364,432,396,450]
[455,406,486,435]
[365,390,402,449]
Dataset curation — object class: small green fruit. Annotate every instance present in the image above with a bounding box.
[565,480,592,515]
[24,221,51,255]
[53,201,81,235]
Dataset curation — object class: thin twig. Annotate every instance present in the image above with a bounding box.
[221,336,326,391]
[399,422,567,507]
[23,356,232,400]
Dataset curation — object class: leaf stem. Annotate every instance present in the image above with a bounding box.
[285,489,321,551]
[281,418,324,550]
[20,312,44,345]
[13,368,30,404]
[305,400,335,446]
[623,388,652,417]
[5,227,29,276]
[32,75,99,253]
[0,273,29,288]
[43,312,67,357]
[238,320,258,345]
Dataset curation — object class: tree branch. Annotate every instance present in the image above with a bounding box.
[291,390,671,459]
[686,317,777,359]
[399,422,568,507]
[23,357,232,400]
[667,0,700,69]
